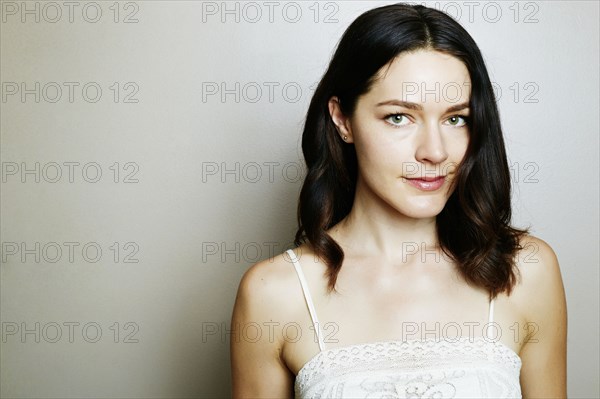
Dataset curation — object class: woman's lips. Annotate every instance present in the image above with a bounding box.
[404,176,446,191]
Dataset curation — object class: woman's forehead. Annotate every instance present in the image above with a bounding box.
[366,50,472,105]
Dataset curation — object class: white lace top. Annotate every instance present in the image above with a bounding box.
[286,249,522,399]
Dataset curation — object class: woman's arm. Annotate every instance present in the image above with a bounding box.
[230,258,295,398]
[518,236,568,398]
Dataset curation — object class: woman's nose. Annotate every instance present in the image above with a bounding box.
[414,122,449,166]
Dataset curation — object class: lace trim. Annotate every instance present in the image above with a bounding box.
[295,336,521,394]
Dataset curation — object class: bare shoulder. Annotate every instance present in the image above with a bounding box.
[234,249,303,322]
[511,234,568,397]
[230,248,305,397]
[517,233,560,267]
[512,234,566,322]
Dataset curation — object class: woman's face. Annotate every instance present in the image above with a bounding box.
[330,49,471,219]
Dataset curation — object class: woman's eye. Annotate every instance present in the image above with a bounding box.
[385,114,411,127]
[446,115,469,127]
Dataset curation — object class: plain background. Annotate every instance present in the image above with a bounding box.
[1,1,598,397]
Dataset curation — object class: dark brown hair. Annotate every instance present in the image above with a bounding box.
[293,3,529,299]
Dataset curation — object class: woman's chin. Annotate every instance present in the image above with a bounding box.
[395,200,447,219]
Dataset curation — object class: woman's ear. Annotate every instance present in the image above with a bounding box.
[328,97,354,143]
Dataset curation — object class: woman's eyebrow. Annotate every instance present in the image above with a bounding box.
[446,102,470,113]
[375,100,470,113]
[375,100,423,110]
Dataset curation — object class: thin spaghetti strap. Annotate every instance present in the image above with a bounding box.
[484,296,498,360]
[485,295,496,356]
[286,249,326,352]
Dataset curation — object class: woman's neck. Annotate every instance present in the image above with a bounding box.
[326,188,441,263]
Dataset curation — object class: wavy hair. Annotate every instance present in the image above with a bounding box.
[293,3,529,299]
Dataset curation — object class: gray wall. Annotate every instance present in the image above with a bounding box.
[1,1,598,397]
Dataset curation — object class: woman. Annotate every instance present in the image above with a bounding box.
[230,3,567,398]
